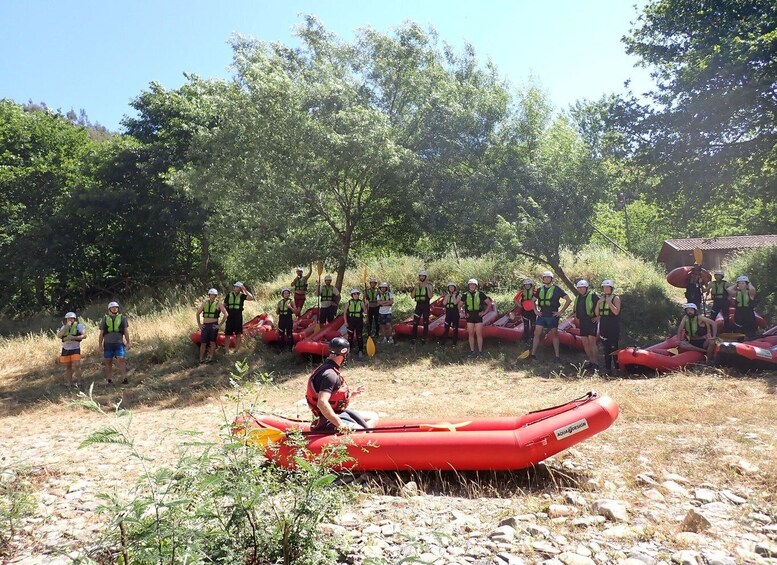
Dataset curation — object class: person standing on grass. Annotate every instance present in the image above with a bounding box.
[343,289,366,359]
[708,270,730,329]
[98,301,131,384]
[196,289,228,364]
[441,282,462,345]
[291,265,313,312]
[377,282,395,344]
[677,303,717,363]
[57,311,85,387]
[595,280,621,374]
[306,337,378,432]
[727,275,757,337]
[462,279,492,358]
[223,281,254,352]
[316,274,340,325]
[573,280,600,372]
[529,271,571,360]
[364,277,380,338]
[411,270,434,345]
[276,288,300,352]
[514,278,537,344]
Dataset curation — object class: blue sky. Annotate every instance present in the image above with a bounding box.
[0,0,653,131]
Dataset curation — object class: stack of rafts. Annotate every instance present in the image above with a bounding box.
[716,327,777,370]
[190,314,274,347]
[263,307,319,345]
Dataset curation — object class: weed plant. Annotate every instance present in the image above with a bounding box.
[726,246,776,322]
[0,464,36,558]
[74,363,353,565]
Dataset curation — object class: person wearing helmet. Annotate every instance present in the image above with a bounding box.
[685,264,705,314]
[315,274,340,325]
[677,303,717,362]
[574,280,600,371]
[595,280,621,373]
[412,270,435,344]
[530,271,571,360]
[99,301,132,383]
[291,265,313,311]
[343,289,367,358]
[57,311,86,387]
[441,282,462,345]
[223,281,255,352]
[377,282,395,344]
[707,270,729,329]
[462,279,492,357]
[513,278,537,344]
[306,337,378,432]
[196,289,228,364]
[276,288,300,352]
[727,276,757,337]
[365,277,381,339]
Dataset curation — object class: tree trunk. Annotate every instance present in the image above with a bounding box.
[548,260,576,295]
[335,228,353,291]
[35,275,46,307]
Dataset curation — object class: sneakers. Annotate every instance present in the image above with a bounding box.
[467,351,476,358]
[387,337,395,344]
[122,378,129,385]
[357,351,364,359]
[477,351,485,358]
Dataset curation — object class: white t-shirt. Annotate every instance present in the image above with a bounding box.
[60,323,85,351]
[378,291,394,315]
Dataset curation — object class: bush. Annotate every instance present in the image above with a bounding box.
[0,465,36,558]
[725,246,777,324]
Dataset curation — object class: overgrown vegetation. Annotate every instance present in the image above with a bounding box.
[0,464,37,558]
[726,246,777,321]
[74,366,352,565]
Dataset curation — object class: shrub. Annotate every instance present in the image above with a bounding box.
[725,246,777,323]
[0,465,36,558]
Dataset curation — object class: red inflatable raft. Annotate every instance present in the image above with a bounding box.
[716,334,777,370]
[294,317,347,357]
[233,391,619,471]
[543,318,588,351]
[481,305,526,341]
[714,306,766,333]
[190,313,274,348]
[263,307,320,345]
[394,297,446,337]
[666,266,711,289]
[428,301,500,339]
[617,335,705,373]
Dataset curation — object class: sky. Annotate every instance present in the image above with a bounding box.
[0,0,654,132]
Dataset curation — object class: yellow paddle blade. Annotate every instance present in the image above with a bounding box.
[666,347,680,355]
[518,350,532,360]
[693,247,703,265]
[313,323,321,333]
[719,332,745,341]
[316,261,324,276]
[232,424,286,446]
[420,421,473,432]
[366,336,376,357]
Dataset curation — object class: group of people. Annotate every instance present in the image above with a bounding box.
[686,266,759,335]
[57,302,131,387]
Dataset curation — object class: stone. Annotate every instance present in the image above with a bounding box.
[401,481,419,496]
[498,516,518,528]
[593,499,629,522]
[755,542,777,557]
[571,516,605,527]
[558,552,595,565]
[626,552,656,565]
[679,508,711,533]
[635,473,659,486]
[675,532,704,545]
[643,488,665,502]
[575,544,591,557]
[692,488,716,504]
[531,541,560,555]
[661,480,690,497]
[362,524,382,535]
[528,524,551,537]
[662,472,689,484]
[749,512,771,524]
[700,501,730,515]
[418,552,438,563]
[548,504,577,518]
[623,559,654,565]
[495,553,526,565]
[489,525,516,543]
[361,545,383,558]
[719,490,746,505]
[731,459,759,474]
[601,525,639,539]
[672,550,701,564]
[564,492,588,508]
[700,551,736,565]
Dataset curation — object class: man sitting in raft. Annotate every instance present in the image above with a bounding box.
[677,303,717,363]
[529,271,571,360]
[306,337,378,432]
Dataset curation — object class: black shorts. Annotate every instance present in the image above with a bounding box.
[445,309,460,325]
[201,322,219,344]
[578,319,597,337]
[347,317,364,330]
[224,313,244,335]
[278,315,293,332]
[466,312,483,324]
[689,337,707,349]
[414,301,430,317]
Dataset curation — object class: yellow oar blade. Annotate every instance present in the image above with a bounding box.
[666,347,680,355]
[419,421,473,432]
[518,350,532,360]
[233,423,286,446]
[693,247,703,265]
[316,261,324,276]
[366,336,376,357]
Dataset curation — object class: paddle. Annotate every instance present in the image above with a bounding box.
[693,247,703,265]
[362,265,377,357]
[314,261,324,332]
[240,420,473,446]
[517,349,532,360]
[666,347,680,355]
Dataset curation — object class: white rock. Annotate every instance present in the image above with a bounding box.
[496,553,526,565]
[731,459,759,474]
[593,499,629,522]
[361,544,383,558]
[700,550,736,565]
[528,524,551,537]
[755,542,777,558]
[548,504,577,518]
[575,544,592,557]
[662,472,689,484]
[661,480,690,498]
[401,481,419,496]
[720,490,746,505]
[635,473,659,486]
[489,525,516,542]
[692,488,716,503]
[532,540,560,555]
[671,549,701,565]
[601,525,639,539]
[558,552,595,565]
[643,488,665,502]
[675,532,704,545]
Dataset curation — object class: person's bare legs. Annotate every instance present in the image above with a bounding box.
[467,323,476,352]
[531,325,543,356]
[551,327,560,358]
[104,358,114,382]
[475,324,484,352]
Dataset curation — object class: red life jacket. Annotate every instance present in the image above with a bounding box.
[305,359,351,416]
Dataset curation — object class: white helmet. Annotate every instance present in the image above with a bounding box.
[522,278,534,285]
[350,288,361,295]
[576,280,589,288]
[541,271,553,279]
[281,287,291,294]
[295,267,303,272]
[601,279,614,288]
[447,281,457,288]
[379,282,388,288]
[713,270,724,276]
[65,312,77,319]
[324,274,333,281]
[369,277,377,283]
[233,281,243,287]
[108,301,120,309]
[208,288,218,295]
[736,275,749,283]
[418,270,427,277]
[467,278,478,286]
[683,303,698,311]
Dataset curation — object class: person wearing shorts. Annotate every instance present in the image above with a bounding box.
[196,289,228,364]
[305,337,378,432]
[99,301,131,384]
[316,275,340,325]
[412,270,434,344]
[57,311,85,387]
[223,281,255,352]
[462,278,492,357]
[574,280,600,371]
[677,303,717,363]
[530,271,571,360]
[376,282,395,344]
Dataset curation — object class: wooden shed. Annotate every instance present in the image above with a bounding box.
[658,235,777,271]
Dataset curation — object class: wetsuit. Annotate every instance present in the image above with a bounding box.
[365,286,380,338]
[708,279,729,329]
[598,296,620,371]
[442,291,461,343]
[516,288,537,342]
[734,289,756,336]
[345,299,365,354]
[412,283,432,342]
[276,298,294,351]
[575,291,599,337]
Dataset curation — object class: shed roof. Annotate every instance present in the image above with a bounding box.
[658,235,777,263]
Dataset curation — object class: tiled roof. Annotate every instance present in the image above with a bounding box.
[663,235,777,251]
